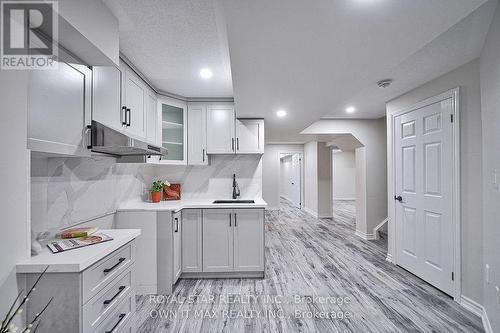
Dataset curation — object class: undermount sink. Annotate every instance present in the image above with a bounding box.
[213,200,255,204]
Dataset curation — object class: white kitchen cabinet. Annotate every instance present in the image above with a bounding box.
[123,69,146,138]
[145,90,159,145]
[233,210,265,271]
[92,66,124,131]
[181,209,203,272]
[203,209,234,272]
[28,58,92,156]
[236,119,265,154]
[206,104,236,154]
[172,211,182,284]
[187,103,208,165]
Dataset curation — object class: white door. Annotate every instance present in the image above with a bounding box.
[233,210,264,271]
[394,98,454,295]
[124,71,145,138]
[235,119,264,153]
[187,104,208,165]
[181,209,203,273]
[206,105,235,154]
[290,154,302,208]
[172,212,182,284]
[145,91,158,145]
[203,209,233,272]
[92,66,122,131]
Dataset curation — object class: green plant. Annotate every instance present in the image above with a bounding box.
[1,266,52,333]
[150,180,165,193]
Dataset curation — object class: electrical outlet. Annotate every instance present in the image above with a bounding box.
[486,264,490,284]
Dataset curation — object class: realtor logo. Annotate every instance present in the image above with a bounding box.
[1,1,58,69]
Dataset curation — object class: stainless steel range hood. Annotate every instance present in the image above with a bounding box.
[91,121,167,157]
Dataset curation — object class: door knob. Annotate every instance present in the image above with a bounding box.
[394,195,403,202]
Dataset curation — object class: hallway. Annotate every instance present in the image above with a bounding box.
[135,199,483,332]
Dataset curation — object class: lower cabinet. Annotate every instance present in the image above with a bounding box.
[181,209,203,272]
[202,209,264,273]
[172,211,182,284]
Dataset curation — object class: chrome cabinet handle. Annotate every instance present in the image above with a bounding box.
[236,138,239,151]
[232,138,235,151]
[126,108,131,127]
[105,313,126,333]
[174,217,179,232]
[103,257,125,274]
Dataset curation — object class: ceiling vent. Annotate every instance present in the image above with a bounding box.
[377,79,393,88]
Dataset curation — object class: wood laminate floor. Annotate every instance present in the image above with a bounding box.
[135,199,483,333]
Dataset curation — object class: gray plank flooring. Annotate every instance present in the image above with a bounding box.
[135,199,483,333]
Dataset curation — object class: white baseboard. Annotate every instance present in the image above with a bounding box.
[303,207,318,218]
[373,217,388,240]
[385,253,393,263]
[355,229,377,241]
[459,295,493,333]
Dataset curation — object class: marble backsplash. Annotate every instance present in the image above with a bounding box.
[30,154,262,233]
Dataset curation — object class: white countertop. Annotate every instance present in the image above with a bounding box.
[17,229,141,273]
[117,197,267,212]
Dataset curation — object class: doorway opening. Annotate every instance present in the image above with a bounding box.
[279,153,303,209]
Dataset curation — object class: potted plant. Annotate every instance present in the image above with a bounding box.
[150,181,164,203]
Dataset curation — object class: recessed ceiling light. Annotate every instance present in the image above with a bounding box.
[200,68,213,79]
[276,110,287,118]
[346,106,356,114]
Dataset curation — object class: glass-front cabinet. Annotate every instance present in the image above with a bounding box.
[148,97,187,164]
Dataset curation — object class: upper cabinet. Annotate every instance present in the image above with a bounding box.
[28,57,92,157]
[206,104,236,154]
[236,119,265,154]
[92,61,159,146]
[155,98,187,165]
[92,66,122,132]
[187,103,208,165]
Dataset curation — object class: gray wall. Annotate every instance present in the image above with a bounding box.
[0,72,29,322]
[263,144,304,210]
[333,151,356,200]
[386,60,484,304]
[479,1,500,329]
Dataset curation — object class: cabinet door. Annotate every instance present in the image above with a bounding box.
[236,119,264,154]
[187,104,207,165]
[203,210,234,272]
[172,212,182,284]
[92,66,123,131]
[28,61,91,156]
[206,105,235,154]
[124,71,145,138]
[233,210,265,271]
[181,209,203,272]
[145,91,158,145]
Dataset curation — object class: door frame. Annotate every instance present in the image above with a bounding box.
[279,151,304,209]
[387,87,461,301]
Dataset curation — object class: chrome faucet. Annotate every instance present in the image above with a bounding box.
[232,174,241,199]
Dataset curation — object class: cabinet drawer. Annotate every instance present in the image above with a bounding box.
[93,292,134,333]
[83,242,135,303]
[83,267,134,333]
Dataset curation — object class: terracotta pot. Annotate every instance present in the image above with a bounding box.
[151,191,162,203]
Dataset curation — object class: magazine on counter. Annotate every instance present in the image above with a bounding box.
[47,233,113,253]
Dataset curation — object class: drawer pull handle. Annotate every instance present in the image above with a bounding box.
[105,313,126,333]
[103,286,126,305]
[104,257,126,274]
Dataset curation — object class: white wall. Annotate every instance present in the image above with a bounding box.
[0,72,29,321]
[304,142,318,215]
[263,144,304,210]
[302,119,387,235]
[317,142,332,217]
[479,2,500,330]
[386,60,483,305]
[333,151,356,200]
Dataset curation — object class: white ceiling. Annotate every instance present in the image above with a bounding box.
[103,0,233,98]
[220,0,490,142]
